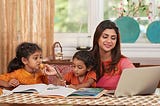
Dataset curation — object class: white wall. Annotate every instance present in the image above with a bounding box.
[121,44,160,65]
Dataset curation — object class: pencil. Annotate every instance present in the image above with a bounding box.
[53,66,67,87]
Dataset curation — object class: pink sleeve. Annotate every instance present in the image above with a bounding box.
[120,58,135,71]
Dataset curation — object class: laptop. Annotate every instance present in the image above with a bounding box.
[106,66,160,97]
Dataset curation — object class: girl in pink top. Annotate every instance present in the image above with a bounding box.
[90,20,135,90]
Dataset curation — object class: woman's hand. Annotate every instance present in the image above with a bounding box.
[8,79,20,87]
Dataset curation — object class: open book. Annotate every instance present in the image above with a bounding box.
[12,84,106,98]
[38,87,106,98]
[12,84,55,93]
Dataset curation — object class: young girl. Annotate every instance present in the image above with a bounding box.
[47,50,97,90]
[0,42,57,88]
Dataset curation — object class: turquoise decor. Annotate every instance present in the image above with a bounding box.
[115,16,140,43]
[146,21,160,43]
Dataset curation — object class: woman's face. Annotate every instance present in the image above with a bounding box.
[98,29,117,53]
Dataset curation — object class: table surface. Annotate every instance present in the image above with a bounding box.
[0,89,160,106]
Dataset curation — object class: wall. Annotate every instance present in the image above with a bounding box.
[54,34,160,66]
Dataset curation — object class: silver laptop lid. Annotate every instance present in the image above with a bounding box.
[115,66,160,97]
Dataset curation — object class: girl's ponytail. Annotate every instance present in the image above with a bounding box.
[7,57,24,73]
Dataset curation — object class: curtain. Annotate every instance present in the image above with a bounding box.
[0,0,54,74]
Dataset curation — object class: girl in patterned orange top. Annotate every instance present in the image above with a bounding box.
[64,50,97,89]
[0,42,57,88]
[46,50,97,90]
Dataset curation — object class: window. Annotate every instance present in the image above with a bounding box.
[54,0,101,58]
[54,0,88,33]
[54,0,160,64]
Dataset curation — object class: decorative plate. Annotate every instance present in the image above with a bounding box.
[115,16,140,43]
[146,21,160,43]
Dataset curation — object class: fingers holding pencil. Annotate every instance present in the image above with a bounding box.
[42,64,67,87]
[53,66,67,87]
[42,64,57,76]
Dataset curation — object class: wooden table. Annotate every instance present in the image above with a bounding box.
[0,89,160,106]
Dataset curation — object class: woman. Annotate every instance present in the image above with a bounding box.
[90,20,135,90]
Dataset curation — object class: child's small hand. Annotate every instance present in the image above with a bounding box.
[43,64,57,76]
[57,79,66,87]
[8,79,20,87]
[39,64,46,74]
[68,84,78,89]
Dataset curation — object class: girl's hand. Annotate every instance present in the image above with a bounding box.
[43,64,57,76]
[42,64,66,86]
[8,79,20,87]
[68,84,78,89]
[57,79,66,87]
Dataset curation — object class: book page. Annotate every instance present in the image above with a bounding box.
[38,87,106,98]
[38,86,76,98]
[12,83,48,93]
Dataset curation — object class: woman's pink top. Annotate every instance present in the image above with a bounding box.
[96,58,135,90]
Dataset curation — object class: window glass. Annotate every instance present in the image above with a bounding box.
[54,0,88,33]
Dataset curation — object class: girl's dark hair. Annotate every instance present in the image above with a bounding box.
[72,50,95,69]
[90,20,124,80]
[7,42,42,73]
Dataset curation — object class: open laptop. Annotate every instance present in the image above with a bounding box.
[106,66,160,97]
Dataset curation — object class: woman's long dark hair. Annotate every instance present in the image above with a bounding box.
[7,42,42,73]
[90,20,124,80]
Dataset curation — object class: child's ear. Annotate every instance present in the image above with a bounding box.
[21,57,28,65]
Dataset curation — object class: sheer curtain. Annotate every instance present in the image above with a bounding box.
[0,0,54,74]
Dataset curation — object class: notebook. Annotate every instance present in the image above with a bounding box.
[106,66,160,97]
